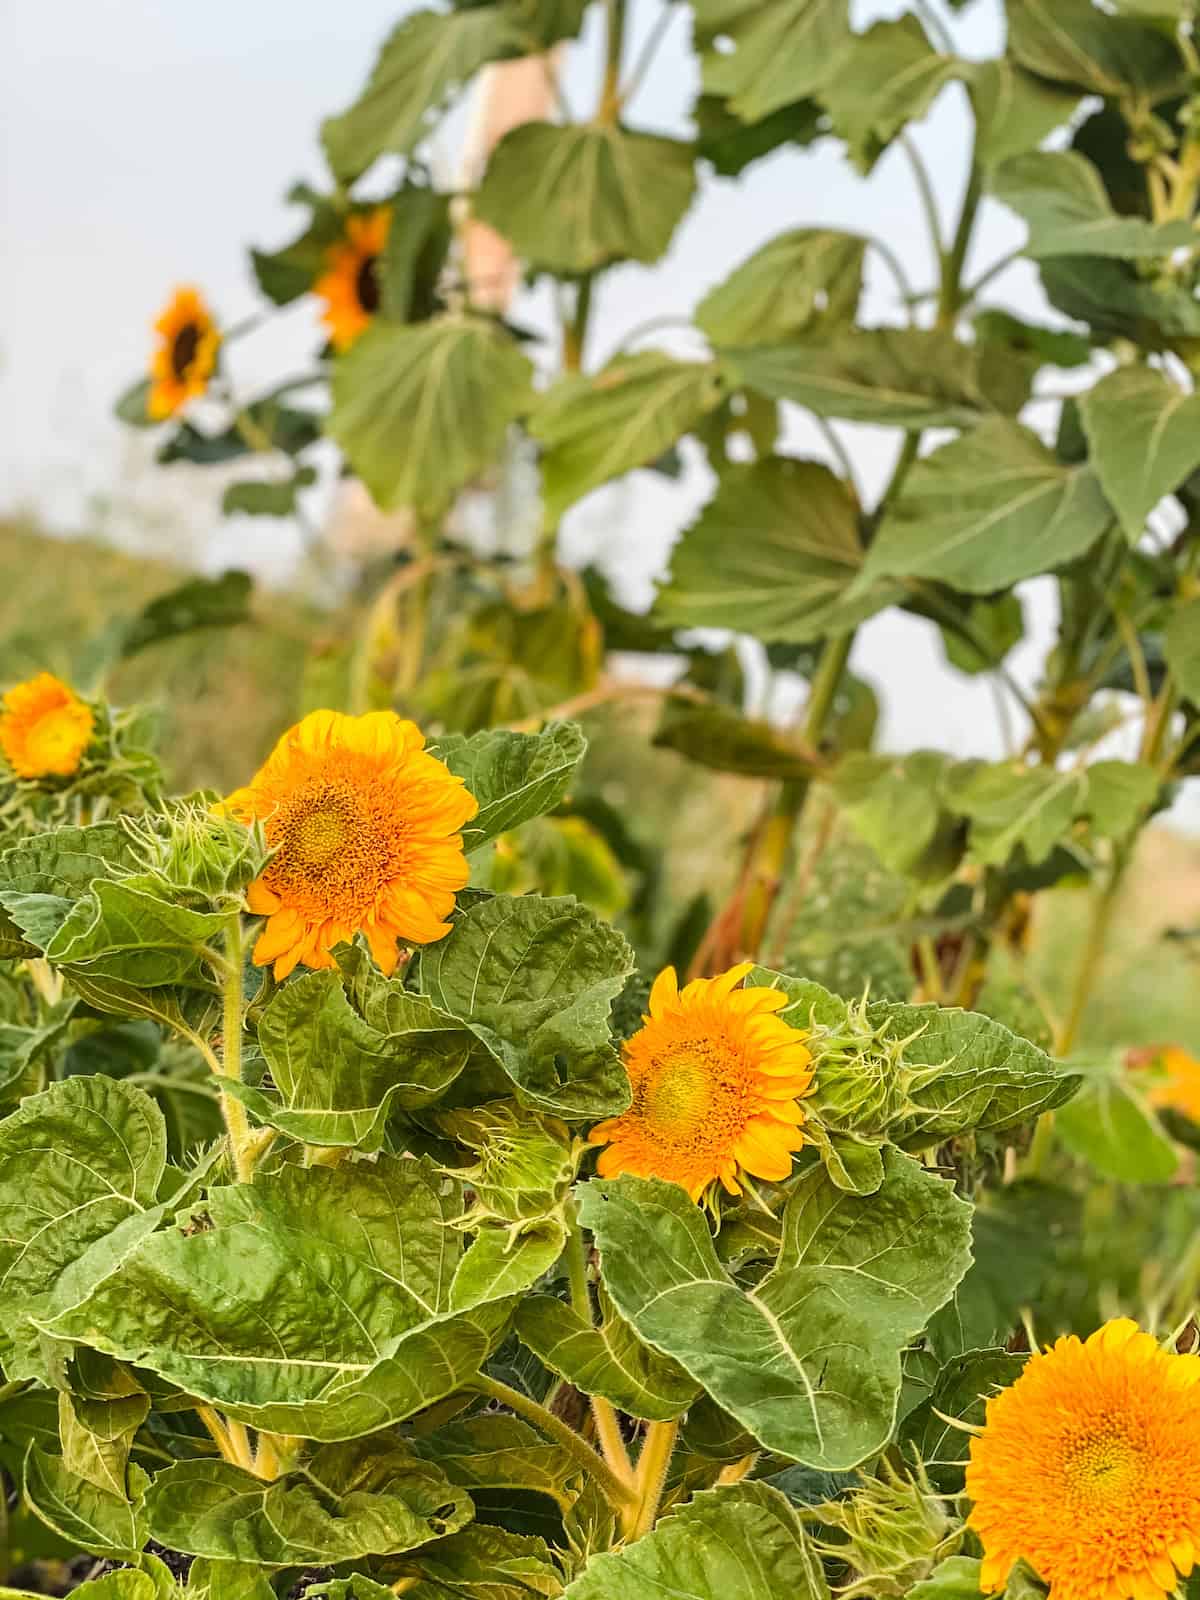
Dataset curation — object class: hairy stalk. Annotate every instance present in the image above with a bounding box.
[564,1210,635,1491]
[216,914,255,1184]
[631,1419,679,1538]
[473,1374,638,1510]
[196,1405,255,1474]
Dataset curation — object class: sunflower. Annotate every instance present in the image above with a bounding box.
[222,709,477,980]
[148,286,220,420]
[1133,1043,1200,1123]
[967,1319,1200,1600]
[0,673,95,779]
[588,963,814,1201]
[314,208,391,351]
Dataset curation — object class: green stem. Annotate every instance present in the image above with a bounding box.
[803,631,853,746]
[473,1375,638,1510]
[901,133,944,265]
[217,915,255,1184]
[564,1207,635,1492]
[563,276,594,373]
[938,158,982,329]
[631,1419,679,1538]
[598,0,627,124]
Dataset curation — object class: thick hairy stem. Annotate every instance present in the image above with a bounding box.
[631,1419,679,1539]
[216,915,255,1184]
[564,1211,635,1491]
[473,1375,638,1511]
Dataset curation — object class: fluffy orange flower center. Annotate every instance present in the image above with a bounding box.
[967,1319,1200,1600]
[148,286,219,420]
[0,673,94,779]
[223,709,477,980]
[315,208,391,352]
[588,963,813,1201]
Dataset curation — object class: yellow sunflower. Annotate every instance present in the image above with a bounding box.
[588,962,814,1201]
[222,709,477,980]
[0,673,95,779]
[148,286,220,420]
[1132,1043,1200,1123]
[314,208,391,351]
[967,1318,1200,1600]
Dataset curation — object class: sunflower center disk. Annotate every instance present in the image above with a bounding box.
[642,1054,717,1136]
[266,776,398,918]
[171,322,200,381]
[27,707,90,773]
[1062,1424,1144,1508]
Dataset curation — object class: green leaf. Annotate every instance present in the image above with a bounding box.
[941,592,1026,676]
[971,310,1091,371]
[1057,1069,1179,1182]
[1079,366,1200,543]
[157,402,320,467]
[862,420,1113,594]
[419,893,635,1119]
[530,353,726,524]
[0,1075,167,1380]
[39,1157,518,1440]
[0,823,143,896]
[947,761,1087,866]
[991,151,1193,259]
[696,230,865,347]
[409,1413,582,1511]
[969,60,1080,167]
[187,1560,277,1600]
[221,471,317,519]
[652,699,817,780]
[1082,759,1159,837]
[119,573,253,659]
[727,328,1030,429]
[516,1290,701,1421]
[1007,0,1187,98]
[1166,598,1200,704]
[562,1482,830,1598]
[234,969,472,1149]
[580,1151,971,1469]
[908,1556,988,1598]
[380,1524,567,1598]
[327,317,534,514]
[433,722,586,853]
[381,186,454,322]
[692,0,853,123]
[821,17,958,173]
[695,94,823,177]
[58,1356,149,1498]
[143,1441,471,1564]
[115,379,155,428]
[831,751,954,877]
[1040,256,1200,344]
[251,183,346,305]
[902,1351,1024,1494]
[473,122,697,275]
[35,879,227,988]
[321,8,526,182]
[656,457,898,644]
[24,1447,145,1557]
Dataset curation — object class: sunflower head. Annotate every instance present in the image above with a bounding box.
[0,673,95,780]
[222,709,477,980]
[314,208,391,352]
[966,1318,1200,1600]
[1128,1042,1200,1124]
[587,962,814,1202]
[148,286,220,420]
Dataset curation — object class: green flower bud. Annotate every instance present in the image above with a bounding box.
[120,799,269,907]
[812,1461,956,1599]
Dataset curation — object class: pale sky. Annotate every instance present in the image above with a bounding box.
[4,0,1193,822]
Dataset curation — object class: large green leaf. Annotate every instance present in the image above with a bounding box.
[821,17,958,173]
[651,700,818,780]
[516,1290,700,1421]
[432,722,587,854]
[58,1354,149,1497]
[1166,598,1200,704]
[696,230,865,347]
[862,420,1114,594]
[831,751,955,877]
[327,318,534,513]
[1040,256,1200,344]
[946,761,1087,866]
[992,150,1192,260]
[530,353,727,524]
[727,329,1029,429]
[230,969,472,1149]
[473,122,696,275]
[0,1075,167,1381]
[409,1413,582,1512]
[562,1482,830,1598]
[655,457,899,643]
[119,572,253,660]
[143,1441,471,1564]
[419,893,634,1118]
[23,1448,145,1558]
[1007,0,1187,98]
[0,824,141,895]
[691,0,853,123]
[969,60,1080,167]
[1079,366,1200,542]
[580,1151,971,1469]
[378,1524,566,1598]
[35,879,227,988]
[38,1157,520,1439]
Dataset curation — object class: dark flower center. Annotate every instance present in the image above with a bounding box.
[171,322,201,381]
[355,255,381,314]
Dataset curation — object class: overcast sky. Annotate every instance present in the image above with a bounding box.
[4,0,1194,822]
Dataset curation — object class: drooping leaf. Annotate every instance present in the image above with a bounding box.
[991,151,1192,259]
[432,722,587,853]
[562,1482,831,1598]
[221,471,317,519]
[143,1441,472,1564]
[38,1157,520,1440]
[23,878,227,990]
[1079,366,1200,542]
[969,60,1080,167]
[409,1413,582,1511]
[381,186,454,322]
[530,353,727,524]
[419,893,634,1119]
[580,1151,971,1469]
[1081,760,1160,837]
[327,318,534,513]
[24,1447,146,1557]
[863,420,1113,594]
[940,591,1026,676]
[691,0,854,123]
[1166,598,1200,704]
[821,17,958,172]
[727,328,1030,429]
[119,573,253,659]
[971,310,1091,371]
[651,698,817,781]
[473,122,697,274]
[656,457,898,643]
[0,1075,167,1381]
[1006,0,1187,99]
[695,94,824,176]
[1041,256,1200,345]
[58,1354,150,1498]
[696,230,865,347]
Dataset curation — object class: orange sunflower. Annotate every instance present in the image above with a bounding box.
[0,673,95,779]
[967,1318,1200,1600]
[588,962,814,1201]
[314,208,391,351]
[1129,1043,1200,1123]
[222,710,477,980]
[148,286,220,420]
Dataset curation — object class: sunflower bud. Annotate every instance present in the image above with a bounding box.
[803,994,913,1137]
[812,1461,955,1598]
[121,800,269,907]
